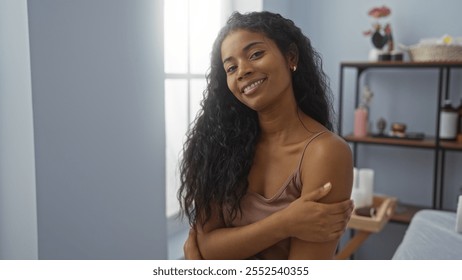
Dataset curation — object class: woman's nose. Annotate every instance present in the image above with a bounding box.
[237,61,253,81]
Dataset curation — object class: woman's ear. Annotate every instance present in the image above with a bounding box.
[287,43,299,70]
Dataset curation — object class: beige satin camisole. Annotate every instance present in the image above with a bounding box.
[224,131,327,259]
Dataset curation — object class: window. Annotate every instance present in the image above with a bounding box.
[164,0,263,219]
[164,0,227,217]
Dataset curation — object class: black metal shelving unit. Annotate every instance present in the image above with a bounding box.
[338,61,462,223]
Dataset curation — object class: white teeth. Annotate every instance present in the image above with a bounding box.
[243,79,264,94]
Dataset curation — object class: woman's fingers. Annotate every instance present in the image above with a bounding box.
[316,199,354,223]
[286,182,354,242]
[301,182,332,201]
[309,201,353,241]
[183,227,203,260]
[323,199,354,215]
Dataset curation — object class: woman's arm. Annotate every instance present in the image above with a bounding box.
[195,203,289,259]
[288,132,353,260]
[192,175,353,260]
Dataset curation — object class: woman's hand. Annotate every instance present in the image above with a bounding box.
[282,182,354,243]
[185,182,352,260]
[183,227,203,260]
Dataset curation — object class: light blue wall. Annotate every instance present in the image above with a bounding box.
[264,0,462,259]
[25,0,167,259]
[0,0,38,260]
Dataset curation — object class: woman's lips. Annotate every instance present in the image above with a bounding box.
[241,78,266,95]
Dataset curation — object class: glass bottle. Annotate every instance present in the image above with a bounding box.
[458,99,462,132]
[457,99,462,142]
[439,99,458,140]
[354,104,368,137]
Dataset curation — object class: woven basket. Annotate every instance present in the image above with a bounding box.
[408,45,462,62]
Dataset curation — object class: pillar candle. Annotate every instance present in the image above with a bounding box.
[351,168,367,208]
[351,188,367,209]
[352,167,359,189]
[359,168,374,207]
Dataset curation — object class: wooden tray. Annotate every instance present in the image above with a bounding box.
[348,195,397,233]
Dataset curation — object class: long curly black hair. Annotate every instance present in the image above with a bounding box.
[178,11,333,226]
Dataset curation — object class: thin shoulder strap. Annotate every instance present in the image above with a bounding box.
[296,130,328,170]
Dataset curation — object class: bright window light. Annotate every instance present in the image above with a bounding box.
[164,0,225,218]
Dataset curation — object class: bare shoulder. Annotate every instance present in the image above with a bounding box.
[300,130,353,203]
[307,130,352,160]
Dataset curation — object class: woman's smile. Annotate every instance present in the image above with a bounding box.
[241,78,267,95]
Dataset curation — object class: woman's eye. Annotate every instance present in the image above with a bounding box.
[226,65,237,73]
[250,51,264,60]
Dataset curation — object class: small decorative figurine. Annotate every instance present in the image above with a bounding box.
[363,6,394,60]
[376,117,387,135]
[362,86,374,107]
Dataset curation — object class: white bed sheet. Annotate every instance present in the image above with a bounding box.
[393,209,462,260]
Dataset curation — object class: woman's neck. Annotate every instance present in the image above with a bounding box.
[257,94,309,145]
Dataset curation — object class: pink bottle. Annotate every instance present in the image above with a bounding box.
[354,106,368,137]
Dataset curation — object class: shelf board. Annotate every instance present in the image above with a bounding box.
[341,61,462,69]
[344,134,462,151]
[440,140,462,151]
[344,134,436,149]
[391,203,428,224]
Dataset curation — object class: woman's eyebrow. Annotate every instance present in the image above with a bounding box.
[222,41,265,64]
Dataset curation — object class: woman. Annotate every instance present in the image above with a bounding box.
[179,11,353,260]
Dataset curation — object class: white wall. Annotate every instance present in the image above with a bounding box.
[232,0,262,12]
[0,0,39,260]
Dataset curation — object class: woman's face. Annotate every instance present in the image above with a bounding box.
[220,29,295,112]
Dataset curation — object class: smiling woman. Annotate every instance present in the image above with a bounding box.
[178,11,354,260]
